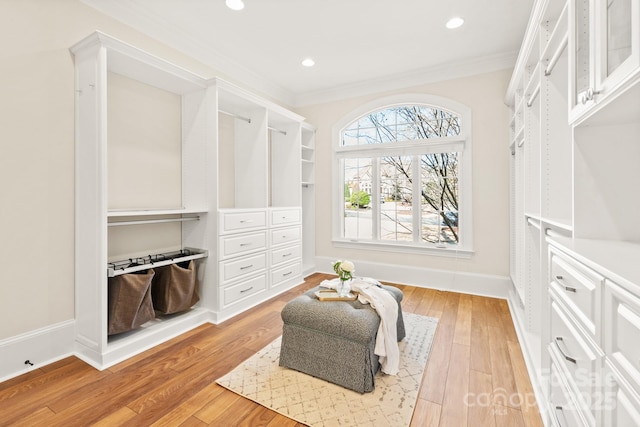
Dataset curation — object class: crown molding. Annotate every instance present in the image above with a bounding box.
[292,51,518,107]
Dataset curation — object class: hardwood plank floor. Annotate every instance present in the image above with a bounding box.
[0,273,543,426]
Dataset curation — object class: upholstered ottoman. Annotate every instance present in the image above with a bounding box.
[279,285,405,393]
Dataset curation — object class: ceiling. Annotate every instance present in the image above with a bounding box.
[81,0,534,106]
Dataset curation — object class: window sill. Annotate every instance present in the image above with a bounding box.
[332,239,474,259]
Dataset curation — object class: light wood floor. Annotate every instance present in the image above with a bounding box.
[0,273,543,426]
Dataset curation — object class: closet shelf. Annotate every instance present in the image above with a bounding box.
[108,208,207,217]
[301,145,314,151]
[108,216,200,227]
[107,248,208,277]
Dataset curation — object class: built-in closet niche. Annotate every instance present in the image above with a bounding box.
[540,3,573,230]
[107,72,183,261]
[269,112,302,208]
[216,85,303,210]
[72,31,213,368]
[573,95,640,242]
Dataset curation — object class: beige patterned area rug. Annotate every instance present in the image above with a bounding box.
[216,312,438,427]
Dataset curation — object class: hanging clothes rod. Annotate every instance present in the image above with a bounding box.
[526,217,541,230]
[527,82,541,107]
[544,33,568,76]
[219,109,287,135]
[268,126,287,136]
[108,216,200,227]
[545,227,565,239]
[219,109,251,123]
[107,248,208,277]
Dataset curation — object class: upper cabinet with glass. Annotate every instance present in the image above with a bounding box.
[569,0,639,122]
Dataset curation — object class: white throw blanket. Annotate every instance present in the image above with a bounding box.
[321,277,400,375]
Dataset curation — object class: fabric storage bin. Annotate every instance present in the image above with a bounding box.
[151,260,199,315]
[108,268,155,335]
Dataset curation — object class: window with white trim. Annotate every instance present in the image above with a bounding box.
[333,95,472,255]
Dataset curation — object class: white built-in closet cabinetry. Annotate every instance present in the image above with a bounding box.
[507,0,640,425]
[71,31,315,369]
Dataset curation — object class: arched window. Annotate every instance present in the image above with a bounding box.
[333,94,472,255]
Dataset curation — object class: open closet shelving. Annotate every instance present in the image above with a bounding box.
[300,123,316,276]
[213,78,311,322]
[508,0,640,424]
[72,31,317,367]
[72,31,217,368]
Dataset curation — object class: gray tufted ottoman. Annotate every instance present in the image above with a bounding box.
[279,284,405,393]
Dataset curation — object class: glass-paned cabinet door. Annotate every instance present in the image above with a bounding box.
[606,0,632,74]
[570,0,639,121]
[570,0,596,117]
[598,0,639,92]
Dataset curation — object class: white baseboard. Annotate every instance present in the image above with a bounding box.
[506,289,550,426]
[0,320,75,383]
[314,256,511,299]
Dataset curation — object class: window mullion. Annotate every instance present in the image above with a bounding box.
[372,158,380,240]
[412,155,421,243]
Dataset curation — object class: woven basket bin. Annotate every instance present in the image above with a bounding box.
[107,269,155,335]
[151,260,200,315]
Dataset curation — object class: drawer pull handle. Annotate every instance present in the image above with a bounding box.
[240,286,254,293]
[239,243,252,247]
[282,253,292,257]
[240,219,254,223]
[556,275,563,281]
[240,264,254,270]
[564,286,577,293]
[555,337,577,364]
[283,271,292,276]
[553,406,565,427]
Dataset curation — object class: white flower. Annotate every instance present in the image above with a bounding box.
[340,260,355,273]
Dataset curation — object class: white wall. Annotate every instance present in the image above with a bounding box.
[295,69,513,283]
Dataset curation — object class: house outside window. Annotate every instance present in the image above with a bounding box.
[332,94,473,257]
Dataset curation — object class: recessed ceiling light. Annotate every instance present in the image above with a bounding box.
[446,16,464,29]
[301,58,315,67]
[225,0,245,11]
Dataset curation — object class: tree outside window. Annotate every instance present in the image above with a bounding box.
[336,98,470,253]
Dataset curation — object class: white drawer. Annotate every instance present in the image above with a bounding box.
[604,279,640,395]
[550,299,600,420]
[270,226,300,247]
[271,244,301,267]
[220,252,266,282]
[271,261,301,288]
[603,362,640,427]
[271,208,301,226]
[219,210,267,234]
[549,246,603,339]
[219,231,267,259]
[548,361,590,427]
[223,274,266,306]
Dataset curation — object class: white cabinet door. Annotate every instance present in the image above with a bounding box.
[603,279,640,397]
[569,0,640,122]
[596,0,640,97]
[219,209,267,234]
